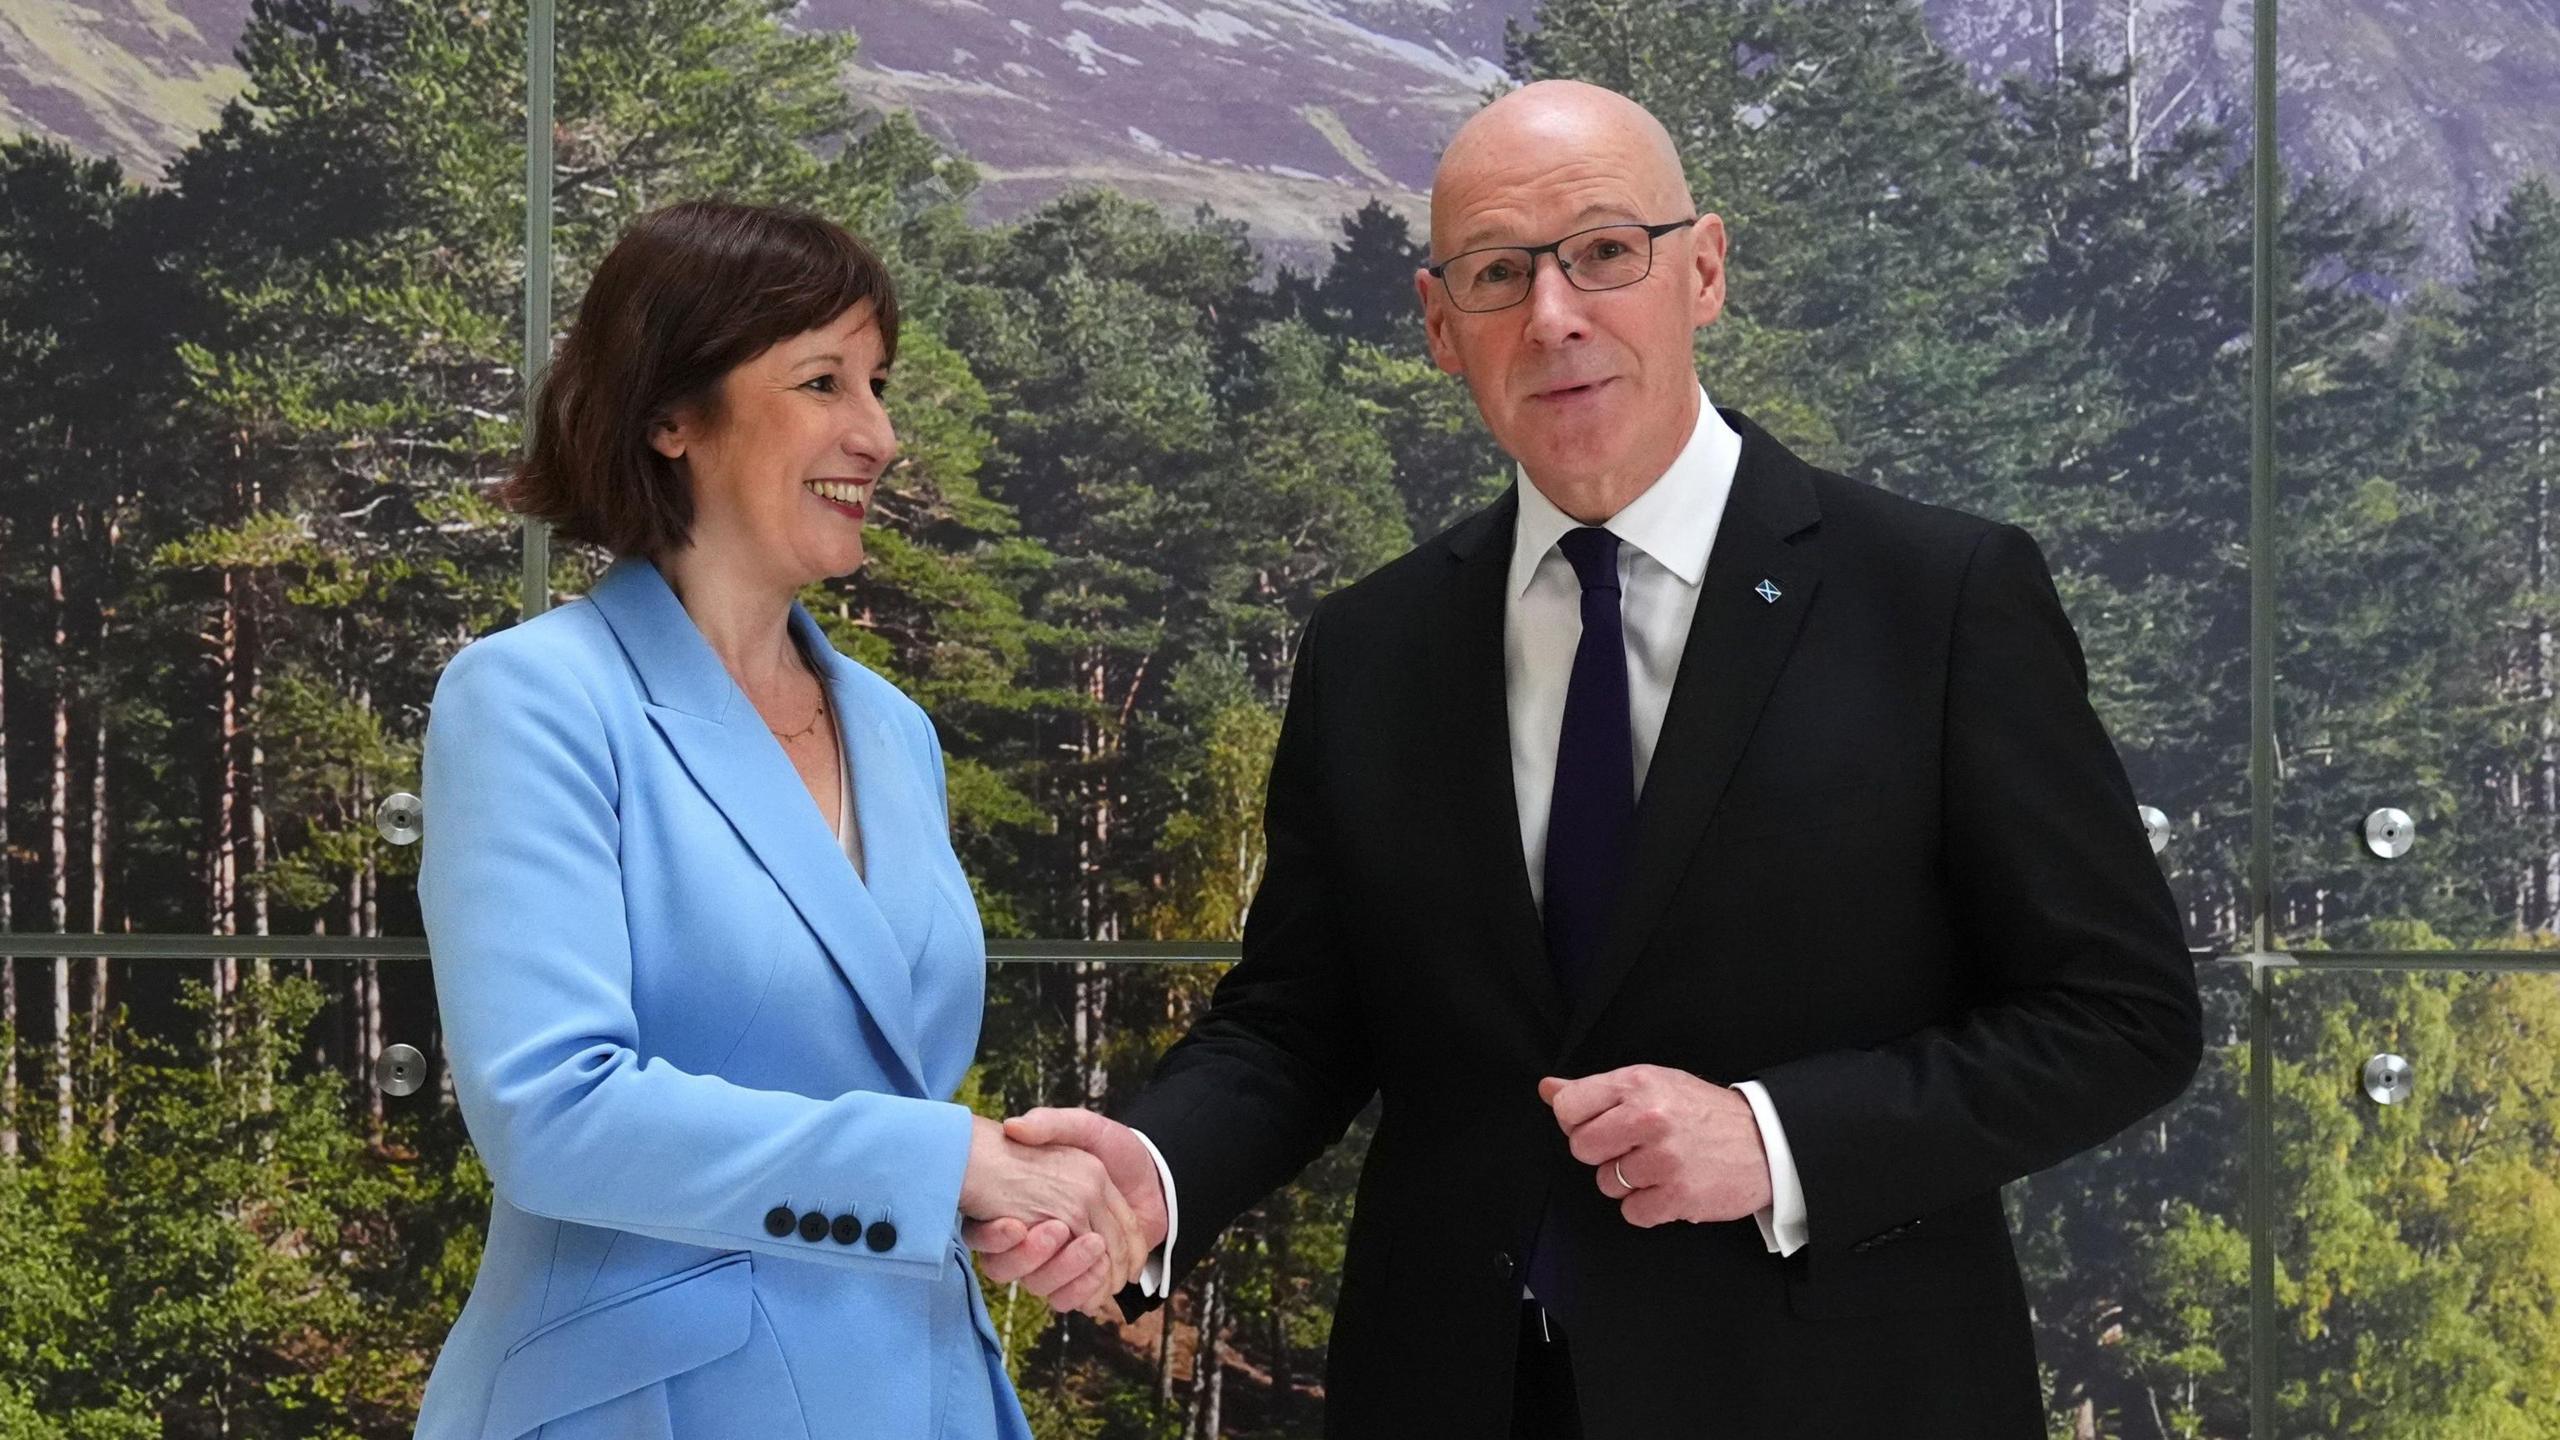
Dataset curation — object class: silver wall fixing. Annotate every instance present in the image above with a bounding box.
[2362,1053,2414,1106]
[2138,805,2172,855]
[377,792,424,846]
[2364,807,2414,859]
[374,1043,427,1097]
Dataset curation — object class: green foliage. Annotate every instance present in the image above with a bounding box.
[0,977,483,1438]
[2263,954,2560,1438]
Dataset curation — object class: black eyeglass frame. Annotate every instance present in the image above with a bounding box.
[1424,218,1699,312]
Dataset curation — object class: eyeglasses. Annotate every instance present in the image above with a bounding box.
[1425,219,1697,314]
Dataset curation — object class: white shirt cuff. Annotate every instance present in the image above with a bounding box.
[1129,1127,1181,1298]
[1735,1079,1808,1256]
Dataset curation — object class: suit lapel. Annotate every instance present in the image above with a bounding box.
[586,558,929,1093]
[1558,412,1826,1059]
[1438,491,1570,1032]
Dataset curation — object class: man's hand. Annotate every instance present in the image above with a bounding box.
[963,1108,1169,1320]
[1538,1066,1774,1227]
[955,1115,1146,1316]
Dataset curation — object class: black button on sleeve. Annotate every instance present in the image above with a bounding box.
[865,1219,898,1253]
[830,1212,862,1245]
[1493,1250,1517,1281]
[797,1209,829,1243]
[764,1205,796,1238]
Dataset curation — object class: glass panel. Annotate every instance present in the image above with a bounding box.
[0,948,472,1427]
[2272,6,2560,945]
[2015,956,2251,1438]
[1,1,530,940]
[2268,963,2560,1436]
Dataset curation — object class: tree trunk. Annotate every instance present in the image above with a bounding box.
[1074,645,1115,1109]
[2532,446,2556,933]
[1185,1267,1218,1438]
[88,583,112,1143]
[0,952,13,1161]
[49,512,73,1143]
[1,545,18,1161]
[244,571,272,1111]
[355,668,384,1125]
[246,710,269,941]
[1201,1270,1227,1439]
[208,563,240,1069]
[1269,1223,1292,1406]
[2537,326,2557,930]
[2123,0,2142,180]
[362,956,384,1132]
[241,556,270,946]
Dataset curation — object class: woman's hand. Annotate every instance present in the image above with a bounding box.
[958,1116,1145,1314]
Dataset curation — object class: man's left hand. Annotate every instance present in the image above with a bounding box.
[1538,1066,1774,1227]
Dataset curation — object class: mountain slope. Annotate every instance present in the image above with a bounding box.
[4,0,2553,276]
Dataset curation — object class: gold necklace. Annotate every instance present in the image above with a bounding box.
[766,666,829,743]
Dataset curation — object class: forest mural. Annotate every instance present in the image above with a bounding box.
[2,0,2558,1434]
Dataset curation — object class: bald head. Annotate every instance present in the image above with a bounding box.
[1429,81,1694,259]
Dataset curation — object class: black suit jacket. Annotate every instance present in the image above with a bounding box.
[1117,410,2203,1437]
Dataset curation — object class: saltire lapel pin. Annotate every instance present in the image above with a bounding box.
[1754,578,1783,604]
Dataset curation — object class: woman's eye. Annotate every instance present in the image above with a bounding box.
[804,374,839,394]
[869,377,890,399]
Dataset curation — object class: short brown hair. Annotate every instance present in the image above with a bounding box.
[505,200,902,556]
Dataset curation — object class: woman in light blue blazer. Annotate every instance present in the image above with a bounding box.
[414,201,1142,1440]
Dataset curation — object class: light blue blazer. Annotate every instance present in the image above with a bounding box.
[413,556,1032,1440]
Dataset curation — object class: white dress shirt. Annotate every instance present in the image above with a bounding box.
[1130,380,1807,1301]
[1505,382,1805,1259]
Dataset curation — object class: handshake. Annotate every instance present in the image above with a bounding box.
[957,1107,1168,1320]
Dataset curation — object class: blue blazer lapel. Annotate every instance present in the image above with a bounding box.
[586,557,930,1093]
[787,603,943,977]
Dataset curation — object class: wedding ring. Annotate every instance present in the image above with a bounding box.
[1612,1160,1633,1193]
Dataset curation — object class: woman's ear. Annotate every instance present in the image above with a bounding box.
[645,413,688,461]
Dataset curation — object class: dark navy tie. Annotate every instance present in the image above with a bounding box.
[1542,525,1634,1009]
[1529,525,1634,1323]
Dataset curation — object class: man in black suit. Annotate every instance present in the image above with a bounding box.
[972,78,2203,1437]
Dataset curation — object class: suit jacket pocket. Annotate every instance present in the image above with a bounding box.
[480,1252,754,1440]
[1782,1206,2020,1319]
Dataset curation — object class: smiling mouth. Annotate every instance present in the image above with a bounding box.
[805,478,873,516]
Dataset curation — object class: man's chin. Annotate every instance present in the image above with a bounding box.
[1511,437,1626,487]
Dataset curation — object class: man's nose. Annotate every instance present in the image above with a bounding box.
[1521,253,1588,347]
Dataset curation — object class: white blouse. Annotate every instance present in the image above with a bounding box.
[833,706,866,880]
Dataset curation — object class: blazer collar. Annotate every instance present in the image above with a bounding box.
[584,556,931,1092]
[588,555,739,719]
